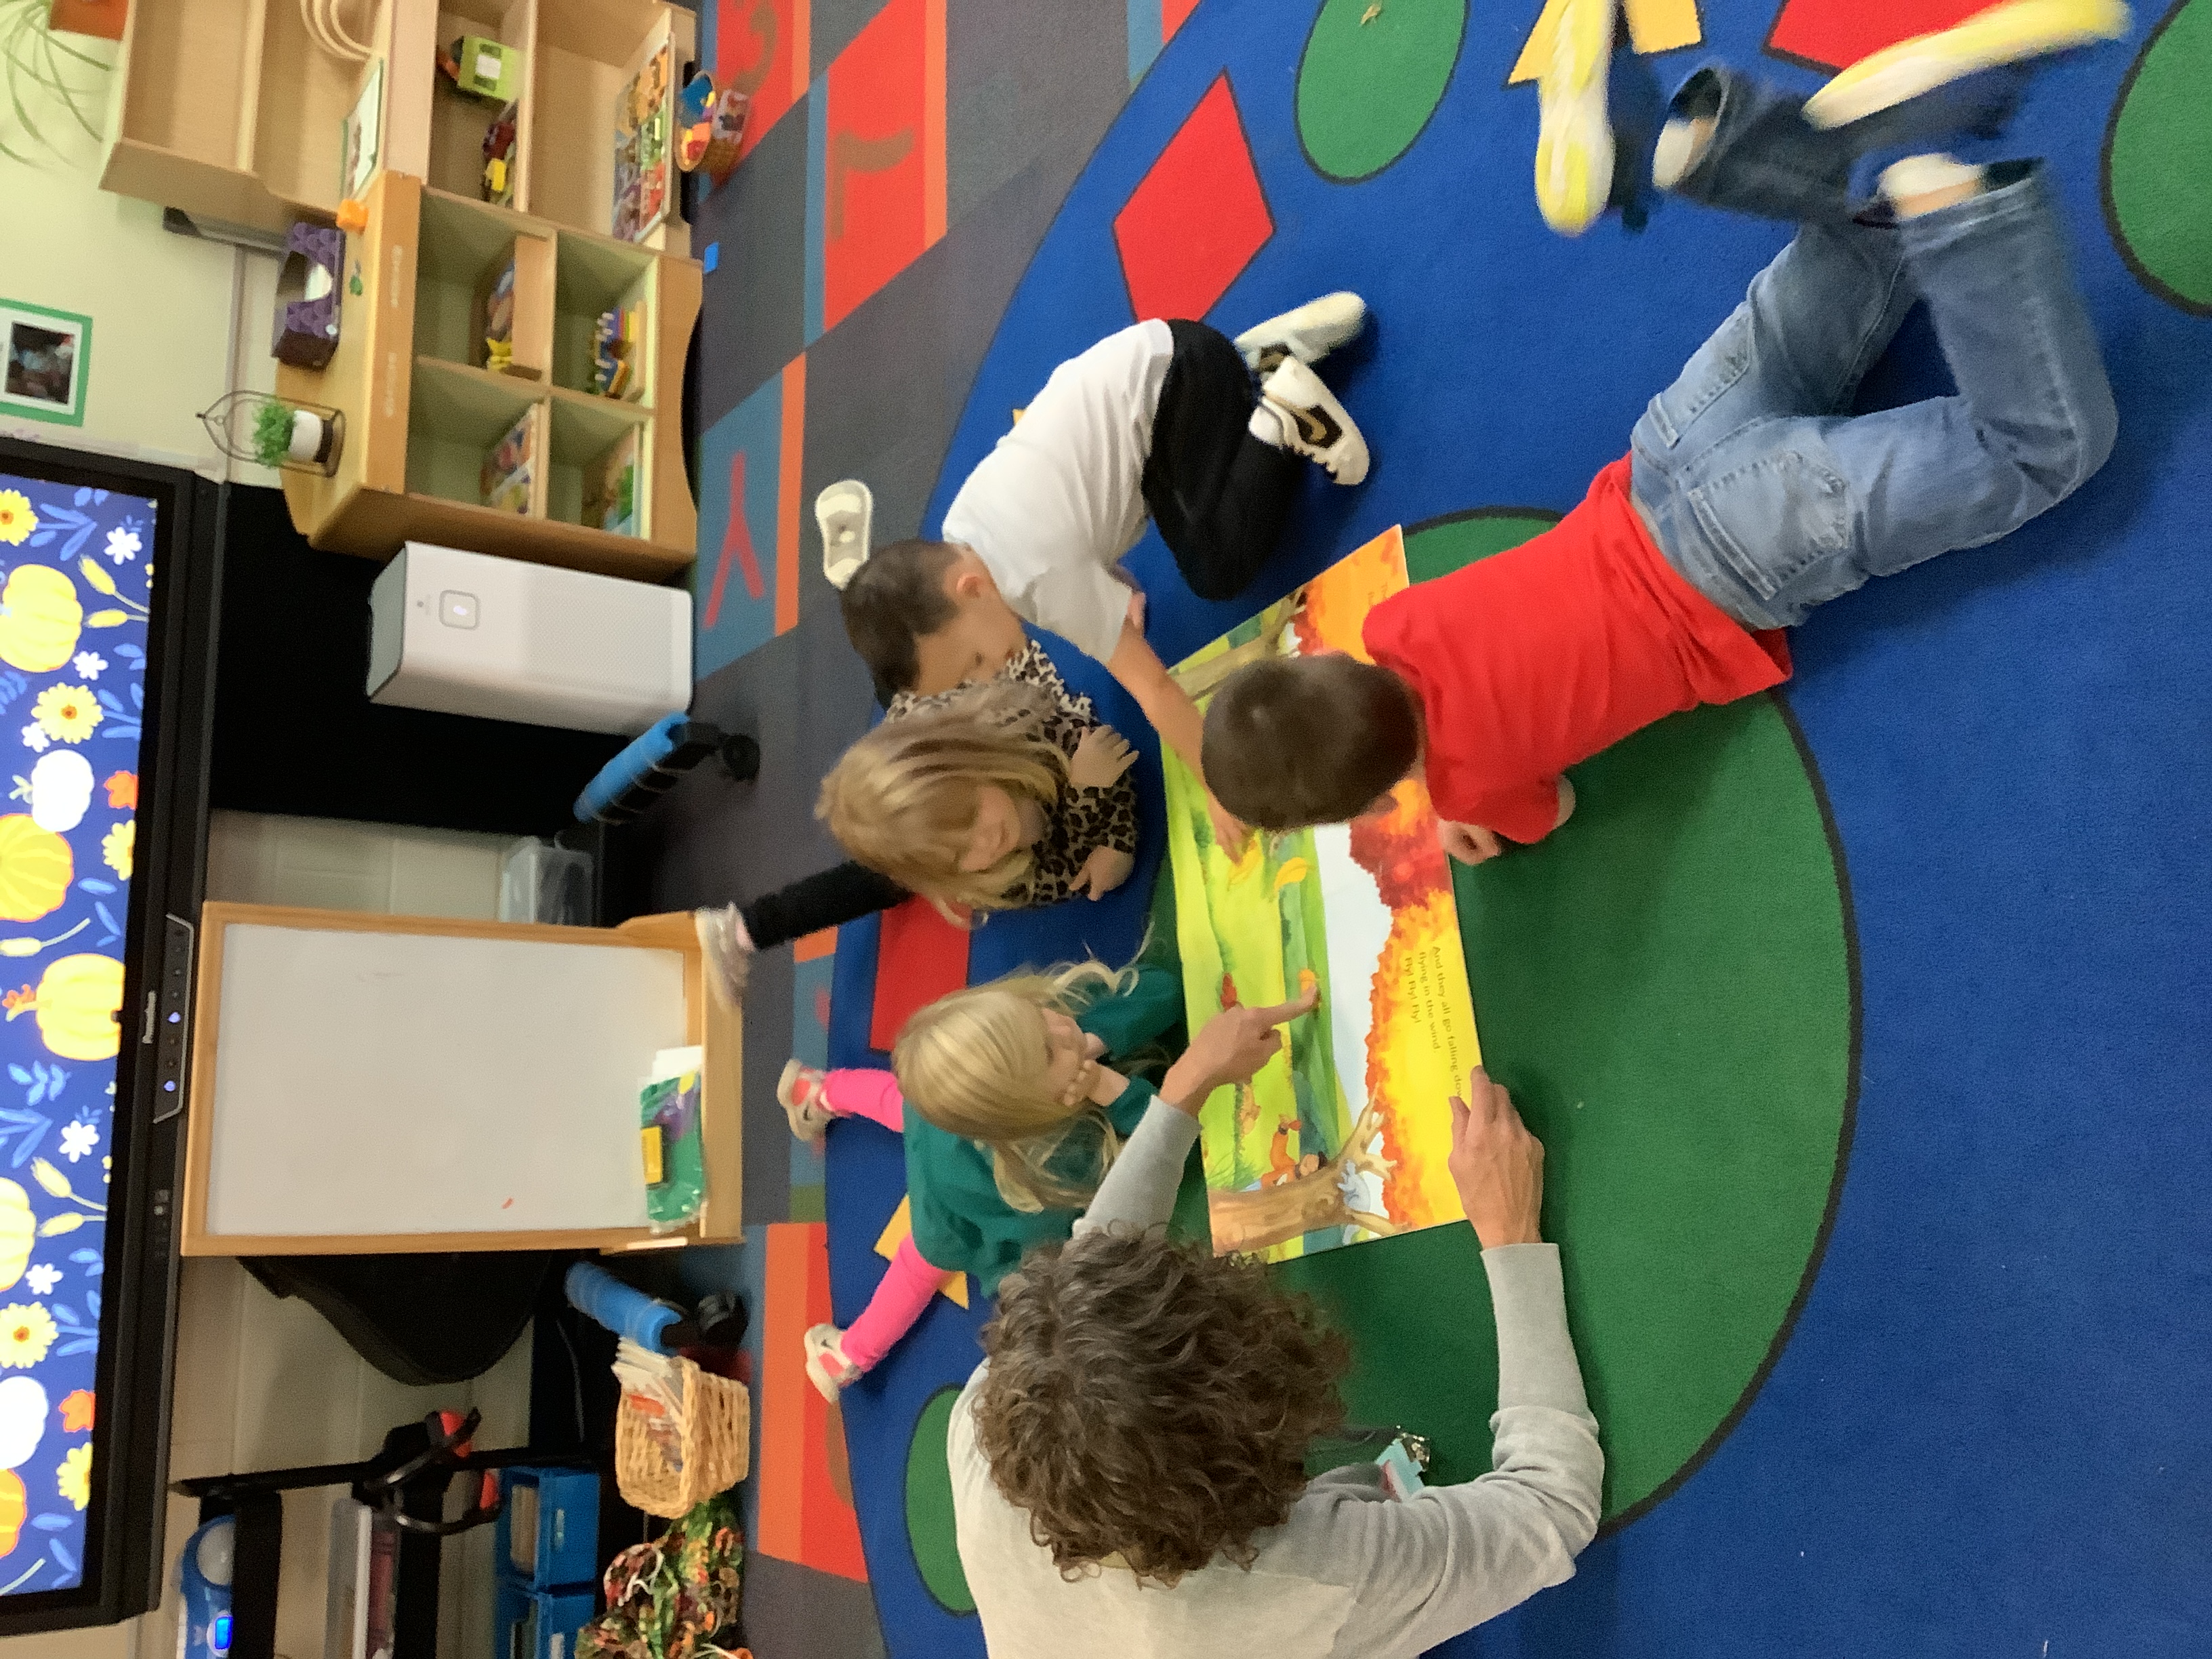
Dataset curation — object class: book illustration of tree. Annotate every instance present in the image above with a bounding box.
[1202,781,1455,1255]
[1168,590,1305,702]
[1208,1099,1399,1255]
[1272,845,1348,1168]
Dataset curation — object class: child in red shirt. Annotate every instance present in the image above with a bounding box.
[1203,38,2118,861]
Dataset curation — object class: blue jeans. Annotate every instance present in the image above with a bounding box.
[1631,165,2118,632]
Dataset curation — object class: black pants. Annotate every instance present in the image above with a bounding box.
[741,861,906,952]
[1142,319,1301,605]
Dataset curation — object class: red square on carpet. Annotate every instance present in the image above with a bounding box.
[869,896,973,1051]
[716,0,806,165]
[822,0,947,332]
[1766,0,1994,71]
[1113,73,1273,323]
[758,1222,867,1581]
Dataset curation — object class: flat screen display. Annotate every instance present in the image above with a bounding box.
[0,472,154,1597]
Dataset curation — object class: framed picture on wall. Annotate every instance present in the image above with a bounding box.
[0,302,91,428]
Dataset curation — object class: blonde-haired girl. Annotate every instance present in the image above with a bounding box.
[693,653,1139,1008]
[779,955,1317,1399]
[817,682,1136,916]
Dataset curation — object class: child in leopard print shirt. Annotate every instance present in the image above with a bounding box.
[886,639,1141,902]
[693,642,1140,1007]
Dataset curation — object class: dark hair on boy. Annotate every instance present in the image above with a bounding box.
[839,539,962,701]
[972,1229,1350,1586]
[1202,655,1422,830]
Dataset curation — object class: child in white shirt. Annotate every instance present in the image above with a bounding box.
[838,298,1372,846]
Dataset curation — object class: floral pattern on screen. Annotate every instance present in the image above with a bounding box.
[0,474,149,1593]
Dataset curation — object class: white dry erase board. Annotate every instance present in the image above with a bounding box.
[182,905,743,1254]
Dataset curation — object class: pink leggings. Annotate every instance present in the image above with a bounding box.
[821,1069,951,1374]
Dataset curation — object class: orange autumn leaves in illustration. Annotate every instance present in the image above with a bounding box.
[1347,781,1473,1230]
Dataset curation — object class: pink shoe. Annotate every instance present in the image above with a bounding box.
[804,1324,861,1401]
[777,1059,834,1147]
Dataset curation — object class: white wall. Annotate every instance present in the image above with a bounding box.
[0,37,239,475]
[0,813,533,1659]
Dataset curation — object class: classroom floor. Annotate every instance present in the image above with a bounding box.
[646,3,2212,1656]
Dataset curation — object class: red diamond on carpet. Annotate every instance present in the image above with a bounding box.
[1767,0,1999,71]
[1113,74,1273,323]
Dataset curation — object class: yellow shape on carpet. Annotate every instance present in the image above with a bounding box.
[1509,0,1702,84]
[874,1194,970,1308]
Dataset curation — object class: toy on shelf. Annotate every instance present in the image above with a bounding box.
[588,300,644,401]
[482,100,518,206]
[335,199,368,234]
[583,429,641,537]
[272,222,344,369]
[675,70,747,181]
[480,404,544,514]
[472,236,550,380]
[611,28,673,243]
[340,58,384,201]
[481,262,517,374]
[438,35,523,102]
[199,391,344,476]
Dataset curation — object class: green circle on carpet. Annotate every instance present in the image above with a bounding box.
[1295,0,1467,183]
[2103,0,2212,312]
[905,1385,975,1614]
[1271,510,1854,1524]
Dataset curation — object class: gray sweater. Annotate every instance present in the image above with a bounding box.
[948,1097,1605,1658]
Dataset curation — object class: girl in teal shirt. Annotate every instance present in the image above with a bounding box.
[777,957,1190,1399]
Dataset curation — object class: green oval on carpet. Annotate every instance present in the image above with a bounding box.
[1295,0,1467,183]
[2104,0,2212,312]
[1272,509,1854,1524]
[905,1384,976,1613]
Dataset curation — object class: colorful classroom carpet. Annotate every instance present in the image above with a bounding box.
[657,2,2212,1655]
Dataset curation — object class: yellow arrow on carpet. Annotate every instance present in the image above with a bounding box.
[876,1194,970,1308]
[1508,0,1702,83]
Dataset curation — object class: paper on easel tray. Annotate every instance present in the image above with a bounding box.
[649,1045,703,1082]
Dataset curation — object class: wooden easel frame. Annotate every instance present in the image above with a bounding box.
[181,903,741,1255]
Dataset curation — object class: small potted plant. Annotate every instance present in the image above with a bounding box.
[198,391,345,477]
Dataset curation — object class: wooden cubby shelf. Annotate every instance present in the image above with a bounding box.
[102,0,699,582]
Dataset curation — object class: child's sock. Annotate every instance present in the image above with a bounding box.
[1651,115,1715,191]
[1881,152,1986,216]
[1248,401,1290,448]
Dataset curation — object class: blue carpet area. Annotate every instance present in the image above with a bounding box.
[787,3,2211,1654]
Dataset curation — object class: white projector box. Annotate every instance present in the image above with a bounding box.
[367,541,691,736]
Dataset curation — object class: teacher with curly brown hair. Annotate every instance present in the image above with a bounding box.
[946,994,1603,1657]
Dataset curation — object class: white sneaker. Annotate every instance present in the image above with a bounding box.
[804,1324,861,1401]
[1253,358,1370,487]
[694,904,754,1009]
[817,478,873,590]
[1535,0,1617,237]
[1233,292,1368,375]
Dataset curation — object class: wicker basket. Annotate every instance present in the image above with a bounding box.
[615,1356,752,1518]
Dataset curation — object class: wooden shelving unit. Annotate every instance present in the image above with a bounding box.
[100,0,701,580]
[273,173,697,580]
[101,0,693,249]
